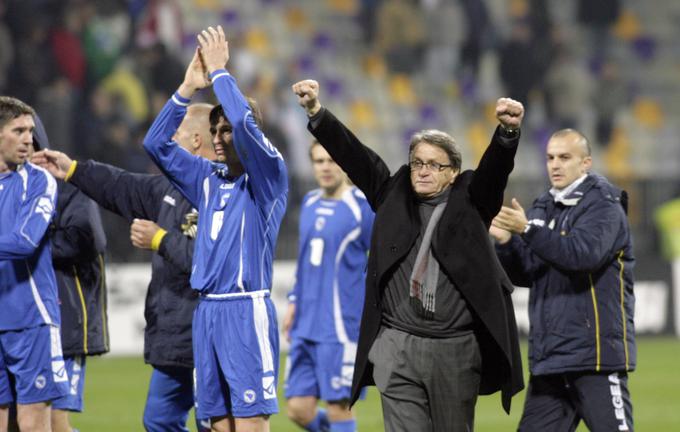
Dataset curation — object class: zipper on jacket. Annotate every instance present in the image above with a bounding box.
[73,266,89,354]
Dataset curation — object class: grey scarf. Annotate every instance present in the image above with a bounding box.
[409,201,447,318]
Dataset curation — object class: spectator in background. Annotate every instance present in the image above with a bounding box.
[577,0,621,64]
[136,42,186,115]
[30,114,109,432]
[358,0,382,44]
[7,17,56,104]
[375,0,426,75]
[82,0,130,85]
[498,22,541,108]
[544,44,591,130]
[490,129,636,431]
[592,60,629,147]
[459,0,491,83]
[0,2,13,93]
[283,141,374,432]
[50,3,87,91]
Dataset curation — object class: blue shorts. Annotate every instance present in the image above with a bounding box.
[284,338,357,402]
[52,355,86,412]
[193,292,279,419]
[0,325,69,405]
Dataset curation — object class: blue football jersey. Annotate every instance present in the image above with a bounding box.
[143,70,288,295]
[289,187,374,343]
[0,163,60,330]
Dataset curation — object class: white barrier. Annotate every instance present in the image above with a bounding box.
[104,262,674,356]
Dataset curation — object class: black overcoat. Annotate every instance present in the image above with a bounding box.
[309,109,524,412]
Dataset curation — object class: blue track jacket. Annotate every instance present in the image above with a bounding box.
[495,173,636,375]
[0,163,59,330]
[69,160,197,368]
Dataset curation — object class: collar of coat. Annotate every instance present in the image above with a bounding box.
[536,173,626,211]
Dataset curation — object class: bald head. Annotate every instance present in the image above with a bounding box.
[546,128,593,190]
[549,129,591,158]
[175,103,216,160]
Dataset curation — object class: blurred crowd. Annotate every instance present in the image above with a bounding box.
[1,0,679,261]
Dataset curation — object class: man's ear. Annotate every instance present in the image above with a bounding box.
[583,156,593,171]
[192,133,202,152]
[450,170,459,184]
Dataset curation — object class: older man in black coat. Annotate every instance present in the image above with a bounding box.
[293,80,525,431]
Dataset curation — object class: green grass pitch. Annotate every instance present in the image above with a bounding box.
[71,338,680,431]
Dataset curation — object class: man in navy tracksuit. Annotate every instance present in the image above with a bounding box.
[31,115,109,432]
[490,129,636,432]
[32,103,215,432]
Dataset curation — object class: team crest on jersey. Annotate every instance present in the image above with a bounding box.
[243,389,256,404]
[315,216,326,231]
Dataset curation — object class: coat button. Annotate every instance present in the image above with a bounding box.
[390,245,397,252]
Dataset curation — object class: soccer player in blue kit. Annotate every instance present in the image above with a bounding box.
[283,141,373,432]
[0,96,68,432]
[143,26,288,432]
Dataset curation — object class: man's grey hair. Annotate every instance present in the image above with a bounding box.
[408,129,462,171]
[0,96,34,129]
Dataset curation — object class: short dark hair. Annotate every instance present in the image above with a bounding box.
[308,139,322,160]
[408,129,462,171]
[209,97,263,131]
[0,96,35,130]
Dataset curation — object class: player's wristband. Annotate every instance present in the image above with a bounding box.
[209,69,230,83]
[150,229,168,251]
[64,160,78,182]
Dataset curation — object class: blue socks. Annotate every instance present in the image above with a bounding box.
[305,408,330,432]
[331,419,357,432]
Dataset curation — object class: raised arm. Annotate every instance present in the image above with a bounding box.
[469,98,524,225]
[0,167,57,259]
[199,25,287,205]
[292,79,390,209]
[142,48,214,208]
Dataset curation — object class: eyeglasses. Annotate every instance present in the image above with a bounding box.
[409,159,453,172]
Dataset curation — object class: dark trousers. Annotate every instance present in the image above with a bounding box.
[143,365,209,432]
[518,371,633,432]
[368,326,482,432]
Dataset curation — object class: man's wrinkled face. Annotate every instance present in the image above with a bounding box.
[310,144,346,194]
[0,115,34,172]
[546,134,591,190]
[409,142,457,198]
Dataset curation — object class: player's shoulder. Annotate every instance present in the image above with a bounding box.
[24,163,57,193]
[302,189,323,207]
[349,186,367,200]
